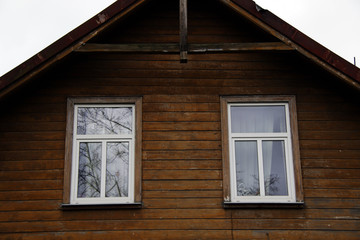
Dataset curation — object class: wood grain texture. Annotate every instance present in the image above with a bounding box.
[0,0,359,239]
[179,0,188,62]
[76,42,292,53]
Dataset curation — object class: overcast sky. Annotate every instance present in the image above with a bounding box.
[0,0,359,77]
[256,0,360,66]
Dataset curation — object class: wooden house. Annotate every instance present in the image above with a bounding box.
[0,0,359,239]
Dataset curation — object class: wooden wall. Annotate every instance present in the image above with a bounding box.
[0,0,359,239]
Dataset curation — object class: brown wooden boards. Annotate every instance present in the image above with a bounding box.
[0,0,359,239]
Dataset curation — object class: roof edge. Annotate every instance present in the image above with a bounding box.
[1,0,359,97]
[0,0,147,97]
[223,0,360,85]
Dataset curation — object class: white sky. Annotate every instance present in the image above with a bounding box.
[255,0,360,66]
[0,0,116,77]
[0,0,359,77]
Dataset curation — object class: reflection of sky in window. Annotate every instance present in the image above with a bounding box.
[231,106,286,133]
[106,142,129,197]
[77,107,132,135]
[78,142,102,198]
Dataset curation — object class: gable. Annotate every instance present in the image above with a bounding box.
[0,0,355,98]
[1,0,359,99]
[90,0,277,44]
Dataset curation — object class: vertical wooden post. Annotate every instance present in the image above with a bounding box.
[179,0,188,63]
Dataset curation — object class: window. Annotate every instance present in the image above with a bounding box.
[63,97,142,206]
[221,96,303,206]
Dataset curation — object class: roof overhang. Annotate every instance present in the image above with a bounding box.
[220,0,360,89]
[1,0,359,99]
[0,0,148,98]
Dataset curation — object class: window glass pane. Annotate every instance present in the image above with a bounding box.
[106,142,129,197]
[262,140,288,196]
[231,106,286,133]
[77,142,102,198]
[77,107,132,135]
[235,141,260,196]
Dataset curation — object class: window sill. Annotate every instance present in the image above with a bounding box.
[223,201,304,209]
[61,202,142,210]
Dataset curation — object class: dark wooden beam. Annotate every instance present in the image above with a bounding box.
[188,42,293,52]
[75,42,293,53]
[75,43,180,53]
[179,0,188,62]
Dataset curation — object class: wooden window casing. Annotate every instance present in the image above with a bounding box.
[221,96,303,207]
[63,97,142,206]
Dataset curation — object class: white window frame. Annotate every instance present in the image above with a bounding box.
[228,103,296,203]
[70,104,135,205]
[220,96,303,206]
[63,97,142,206]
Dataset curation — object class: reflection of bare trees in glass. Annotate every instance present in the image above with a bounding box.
[237,174,280,196]
[77,107,132,135]
[265,174,280,195]
[75,106,132,199]
[237,182,259,196]
[78,143,102,198]
[77,142,130,198]
[106,142,129,197]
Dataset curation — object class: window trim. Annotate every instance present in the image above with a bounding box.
[63,97,142,206]
[220,96,303,205]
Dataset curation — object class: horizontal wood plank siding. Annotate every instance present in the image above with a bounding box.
[0,0,359,239]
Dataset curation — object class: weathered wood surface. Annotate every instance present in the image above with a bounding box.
[1,231,359,240]
[76,42,293,53]
[0,0,359,239]
[179,0,188,62]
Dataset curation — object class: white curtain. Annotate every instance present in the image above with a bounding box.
[235,141,259,196]
[262,140,288,196]
[231,106,286,133]
[232,105,288,196]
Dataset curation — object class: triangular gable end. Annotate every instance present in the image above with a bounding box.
[0,0,359,99]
